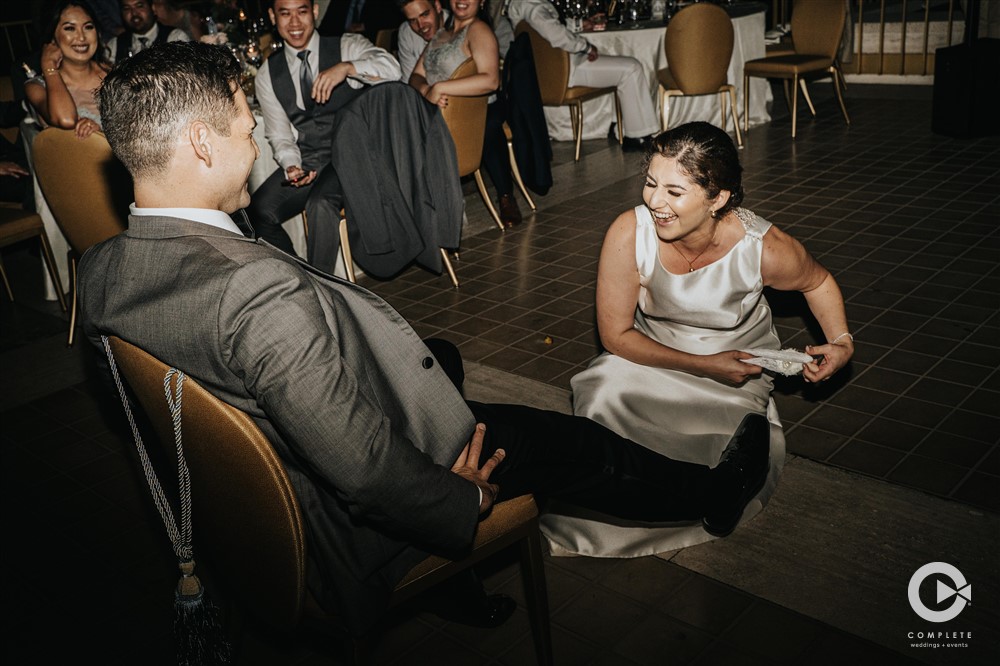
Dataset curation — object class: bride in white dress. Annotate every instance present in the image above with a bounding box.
[542,122,854,557]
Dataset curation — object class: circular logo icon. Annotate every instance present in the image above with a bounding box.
[908,562,971,623]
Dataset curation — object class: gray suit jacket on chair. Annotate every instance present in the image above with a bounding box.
[79,215,480,634]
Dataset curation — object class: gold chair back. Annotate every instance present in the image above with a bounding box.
[106,336,308,633]
[375,28,398,55]
[31,128,129,255]
[664,3,734,95]
[107,334,553,662]
[791,0,846,60]
[514,23,570,106]
[439,58,488,178]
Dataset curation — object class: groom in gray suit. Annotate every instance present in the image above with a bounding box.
[80,42,769,637]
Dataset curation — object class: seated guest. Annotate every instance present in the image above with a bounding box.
[545,122,853,556]
[84,41,769,636]
[249,0,400,274]
[149,0,197,40]
[506,0,659,150]
[405,0,522,227]
[24,0,109,140]
[397,0,512,81]
[105,0,190,64]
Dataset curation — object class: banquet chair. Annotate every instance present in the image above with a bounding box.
[742,0,850,139]
[32,128,129,346]
[514,22,622,162]
[0,205,67,310]
[105,335,554,666]
[439,57,506,234]
[657,2,742,147]
[375,27,397,55]
[301,210,357,283]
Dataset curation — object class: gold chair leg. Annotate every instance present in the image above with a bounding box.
[507,140,536,211]
[338,217,356,283]
[522,529,554,666]
[791,73,799,139]
[474,169,505,231]
[831,66,851,126]
[440,248,459,288]
[743,73,750,134]
[799,79,816,116]
[662,91,673,133]
[613,93,623,144]
[725,86,743,147]
[0,257,12,301]
[38,231,67,312]
[571,103,582,162]
[301,210,309,241]
[68,255,78,347]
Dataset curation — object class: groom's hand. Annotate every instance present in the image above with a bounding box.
[451,424,504,514]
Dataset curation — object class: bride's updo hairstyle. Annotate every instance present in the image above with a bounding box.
[642,122,744,218]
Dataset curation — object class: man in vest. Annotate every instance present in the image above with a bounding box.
[249,0,400,274]
[105,0,190,65]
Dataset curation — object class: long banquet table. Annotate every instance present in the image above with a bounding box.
[542,2,773,141]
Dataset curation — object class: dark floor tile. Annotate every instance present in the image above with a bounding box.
[903,377,974,408]
[613,612,712,665]
[719,601,821,664]
[784,425,848,461]
[828,441,905,477]
[886,454,968,497]
[950,472,1000,513]
[936,409,1000,443]
[659,576,753,637]
[826,385,897,415]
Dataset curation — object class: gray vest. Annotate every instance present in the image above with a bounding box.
[267,37,363,171]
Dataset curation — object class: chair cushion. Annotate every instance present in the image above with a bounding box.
[745,54,833,77]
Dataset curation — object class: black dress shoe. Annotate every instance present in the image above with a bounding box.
[498,193,522,228]
[621,134,655,153]
[702,413,770,537]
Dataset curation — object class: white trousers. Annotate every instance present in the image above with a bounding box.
[569,53,660,139]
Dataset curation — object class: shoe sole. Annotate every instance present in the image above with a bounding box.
[702,415,770,537]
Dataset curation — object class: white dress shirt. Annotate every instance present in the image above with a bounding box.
[130,204,243,235]
[254,32,402,171]
[506,0,591,64]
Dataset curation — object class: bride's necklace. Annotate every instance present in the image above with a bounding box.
[672,219,719,272]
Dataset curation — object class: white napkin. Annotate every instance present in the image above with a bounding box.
[740,348,814,376]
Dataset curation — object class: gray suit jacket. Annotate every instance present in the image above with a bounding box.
[79,215,479,634]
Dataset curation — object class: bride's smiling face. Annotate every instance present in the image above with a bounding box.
[643,155,727,244]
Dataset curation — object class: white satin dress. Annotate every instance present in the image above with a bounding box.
[541,206,786,557]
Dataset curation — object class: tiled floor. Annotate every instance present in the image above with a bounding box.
[2,82,997,664]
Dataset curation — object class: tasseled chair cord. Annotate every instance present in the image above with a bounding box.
[102,336,232,665]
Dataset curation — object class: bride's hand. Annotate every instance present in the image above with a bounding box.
[697,350,762,386]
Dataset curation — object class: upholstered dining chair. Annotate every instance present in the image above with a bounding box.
[439,57,507,234]
[514,22,623,162]
[658,2,743,147]
[375,27,398,56]
[0,205,67,311]
[32,128,130,345]
[742,0,850,139]
[301,210,358,283]
[105,335,554,666]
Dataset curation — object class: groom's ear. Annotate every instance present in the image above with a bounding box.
[188,120,214,167]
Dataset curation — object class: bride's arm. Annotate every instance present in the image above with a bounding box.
[596,211,762,385]
[761,225,853,383]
